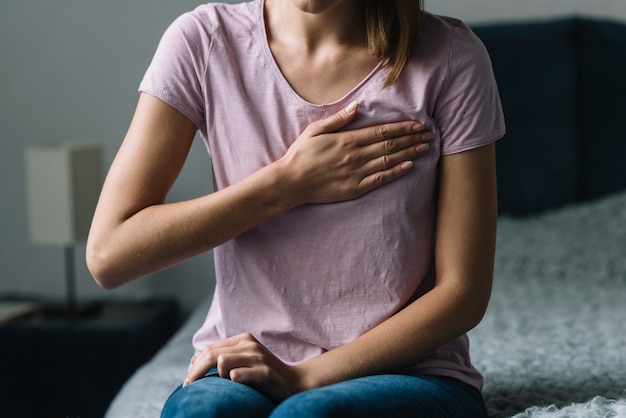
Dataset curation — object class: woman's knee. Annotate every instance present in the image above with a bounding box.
[161,377,274,418]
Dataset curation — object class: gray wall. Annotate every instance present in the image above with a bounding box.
[0,0,231,313]
[2,0,625,313]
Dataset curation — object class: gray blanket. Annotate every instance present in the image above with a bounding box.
[473,191,626,417]
[106,191,626,418]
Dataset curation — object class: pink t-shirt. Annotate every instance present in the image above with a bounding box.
[140,0,505,390]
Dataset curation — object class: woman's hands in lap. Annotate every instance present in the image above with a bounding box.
[185,333,306,402]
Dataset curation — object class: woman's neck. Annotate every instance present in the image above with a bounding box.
[263,0,379,105]
[264,0,366,53]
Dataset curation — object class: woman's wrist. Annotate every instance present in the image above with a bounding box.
[292,362,322,393]
[262,156,305,210]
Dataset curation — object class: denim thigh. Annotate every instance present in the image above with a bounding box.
[161,370,487,418]
[270,374,487,418]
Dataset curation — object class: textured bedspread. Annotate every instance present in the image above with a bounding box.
[472,191,626,417]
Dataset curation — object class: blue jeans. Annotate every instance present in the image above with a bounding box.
[161,369,488,418]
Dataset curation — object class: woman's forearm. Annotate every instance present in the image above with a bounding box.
[87,161,292,289]
[295,278,489,391]
[87,94,297,289]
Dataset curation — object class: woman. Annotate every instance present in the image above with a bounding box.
[87,0,504,416]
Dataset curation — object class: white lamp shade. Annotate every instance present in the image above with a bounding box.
[25,143,102,246]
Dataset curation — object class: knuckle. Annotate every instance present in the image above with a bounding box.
[243,341,258,351]
[333,111,347,124]
[304,120,322,136]
[376,125,390,139]
[342,153,358,166]
[380,154,392,168]
[342,135,357,148]
[205,351,218,364]
[383,139,396,152]
[229,368,241,381]
[241,332,255,341]
[372,172,385,186]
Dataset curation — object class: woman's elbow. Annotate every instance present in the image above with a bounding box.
[466,286,492,330]
[86,240,124,290]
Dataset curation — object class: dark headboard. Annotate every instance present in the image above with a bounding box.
[472,18,626,217]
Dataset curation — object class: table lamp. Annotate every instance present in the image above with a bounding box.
[24,142,102,316]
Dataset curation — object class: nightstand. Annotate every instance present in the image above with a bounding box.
[0,298,180,418]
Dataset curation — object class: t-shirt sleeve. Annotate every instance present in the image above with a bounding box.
[139,11,208,130]
[435,22,505,155]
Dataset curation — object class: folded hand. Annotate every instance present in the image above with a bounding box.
[184,333,306,402]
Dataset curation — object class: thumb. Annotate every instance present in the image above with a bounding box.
[308,101,359,135]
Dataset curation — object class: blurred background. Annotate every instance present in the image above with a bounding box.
[2,0,625,314]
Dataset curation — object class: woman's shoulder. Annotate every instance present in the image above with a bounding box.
[420,12,484,50]
[422,12,468,30]
[166,1,260,42]
[413,12,493,76]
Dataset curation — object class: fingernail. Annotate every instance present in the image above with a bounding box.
[412,123,424,133]
[183,378,190,387]
[401,161,414,170]
[345,101,358,114]
[416,143,430,152]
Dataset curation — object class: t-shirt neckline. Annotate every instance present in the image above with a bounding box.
[256,0,385,110]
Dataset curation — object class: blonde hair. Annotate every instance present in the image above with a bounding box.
[362,0,424,87]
